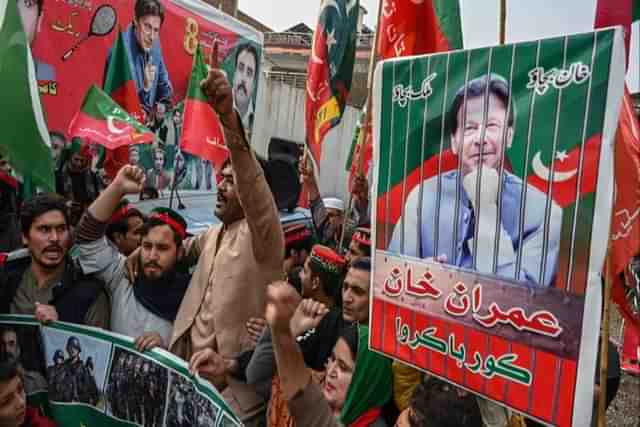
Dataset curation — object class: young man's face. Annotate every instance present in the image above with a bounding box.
[215,164,243,225]
[114,215,144,256]
[451,93,513,176]
[0,374,26,427]
[66,345,79,359]
[233,49,257,113]
[23,210,70,270]
[0,331,19,359]
[154,150,164,171]
[342,267,370,323]
[140,224,180,279]
[345,240,366,266]
[134,14,161,51]
[49,135,65,164]
[129,146,140,166]
[17,0,40,45]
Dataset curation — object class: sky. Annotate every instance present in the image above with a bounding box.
[237,0,639,92]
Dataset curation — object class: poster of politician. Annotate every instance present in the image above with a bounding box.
[18,0,262,192]
[370,28,626,427]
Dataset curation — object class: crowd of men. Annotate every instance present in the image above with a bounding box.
[0,24,628,427]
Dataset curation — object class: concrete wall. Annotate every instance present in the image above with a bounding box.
[251,74,362,202]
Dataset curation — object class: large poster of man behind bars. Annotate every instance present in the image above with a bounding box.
[370,28,626,427]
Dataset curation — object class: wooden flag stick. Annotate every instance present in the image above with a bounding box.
[598,253,613,427]
[338,0,383,254]
[499,0,507,45]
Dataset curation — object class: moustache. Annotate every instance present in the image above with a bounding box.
[143,262,162,270]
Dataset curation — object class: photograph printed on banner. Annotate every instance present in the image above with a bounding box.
[41,326,110,407]
[104,346,168,426]
[166,371,220,427]
[371,28,625,427]
[0,322,47,396]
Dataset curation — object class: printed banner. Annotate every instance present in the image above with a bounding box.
[25,0,262,191]
[0,315,242,426]
[370,28,626,427]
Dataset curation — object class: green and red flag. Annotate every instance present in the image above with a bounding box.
[0,0,54,191]
[101,30,147,178]
[179,45,227,175]
[305,0,360,166]
[68,85,154,150]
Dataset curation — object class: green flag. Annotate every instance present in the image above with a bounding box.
[68,85,154,150]
[0,0,54,191]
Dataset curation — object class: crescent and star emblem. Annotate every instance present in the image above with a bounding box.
[107,116,126,135]
[531,151,577,182]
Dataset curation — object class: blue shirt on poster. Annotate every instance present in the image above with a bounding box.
[388,171,563,288]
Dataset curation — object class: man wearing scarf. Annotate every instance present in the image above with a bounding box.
[74,165,190,350]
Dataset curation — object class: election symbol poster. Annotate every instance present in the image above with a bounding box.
[25,0,262,191]
[0,314,242,427]
[370,28,626,427]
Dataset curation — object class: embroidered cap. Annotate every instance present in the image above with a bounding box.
[323,197,345,212]
[309,244,346,275]
[351,227,371,247]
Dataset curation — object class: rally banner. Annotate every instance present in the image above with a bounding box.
[26,0,262,192]
[0,314,242,426]
[370,28,626,427]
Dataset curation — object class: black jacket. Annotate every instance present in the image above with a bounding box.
[0,254,105,325]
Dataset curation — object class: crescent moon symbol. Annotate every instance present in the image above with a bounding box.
[107,116,126,135]
[532,152,577,182]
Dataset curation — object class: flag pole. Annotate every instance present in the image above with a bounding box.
[598,252,612,427]
[499,0,507,45]
[338,0,383,253]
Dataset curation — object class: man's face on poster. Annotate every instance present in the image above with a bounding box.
[129,146,140,166]
[233,49,256,114]
[134,14,161,52]
[0,330,19,359]
[17,0,41,46]
[451,93,513,176]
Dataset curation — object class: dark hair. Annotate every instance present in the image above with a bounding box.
[0,353,20,384]
[350,256,371,274]
[105,203,145,242]
[134,0,164,24]
[20,193,69,236]
[285,233,313,259]
[287,266,303,295]
[353,241,371,258]
[48,130,66,143]
[17,0,43,16]
[235,43,260,77]
[140,216,185,247]
[338,323,359,360]
[409,377,483,427]
[446,73,514,137]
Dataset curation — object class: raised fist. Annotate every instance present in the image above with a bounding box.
[114,164,146,195]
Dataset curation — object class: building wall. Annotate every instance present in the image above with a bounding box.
[202,0,237,16]
[251,75,361,201]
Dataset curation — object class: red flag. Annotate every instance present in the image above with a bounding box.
[609,89,640,333]
[594,0,640,333]
[180,46,228,176]
[377,0,463,59]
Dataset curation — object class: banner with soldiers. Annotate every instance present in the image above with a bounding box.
[369,28,626,427]
[0,314,242,427]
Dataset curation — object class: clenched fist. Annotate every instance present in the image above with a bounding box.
[113,164,146,195]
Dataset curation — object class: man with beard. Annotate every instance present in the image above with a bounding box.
[74,165,190,349]
[170,46,283,426]
[63,336,98,405]
[45,350,66,401]
[0,327,47,395]
[232,43,259,131]
[0,193,109,328]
